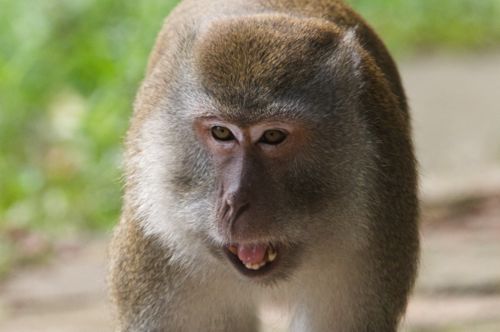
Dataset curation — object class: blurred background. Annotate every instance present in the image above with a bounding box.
[0,0,499,331]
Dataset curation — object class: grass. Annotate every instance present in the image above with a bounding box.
[0,0,499,237]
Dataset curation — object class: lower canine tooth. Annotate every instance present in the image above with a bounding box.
[267,248,277,262]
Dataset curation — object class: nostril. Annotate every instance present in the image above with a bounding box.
[224,194,249,224]
[226,201,249,234]
[226,193,248,212]
[232,202,249,223]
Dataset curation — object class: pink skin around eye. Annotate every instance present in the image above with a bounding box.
[193,116,309,157]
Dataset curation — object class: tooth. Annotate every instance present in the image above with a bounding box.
[267,248,277,262]
[244,261,266,270]
[245,263,257,270]
[228,245,237,255]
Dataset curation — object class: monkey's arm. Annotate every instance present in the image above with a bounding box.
[109,216,172,331]
[109,215,259,332]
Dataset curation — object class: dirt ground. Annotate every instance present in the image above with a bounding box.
[1,54,499,331]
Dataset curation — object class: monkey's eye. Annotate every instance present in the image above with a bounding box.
[260,129,287,145]
[211,126,235,141]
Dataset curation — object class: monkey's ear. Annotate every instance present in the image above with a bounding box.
[329,27,362,77]
[341,28,363,69]
[322,27,364,101]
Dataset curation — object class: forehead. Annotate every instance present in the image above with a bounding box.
[193,14,343,120]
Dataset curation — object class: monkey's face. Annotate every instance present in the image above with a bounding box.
[129,15,372,281]
[186,99,365,280]
[193,116,319,277]
[183,16,370,279]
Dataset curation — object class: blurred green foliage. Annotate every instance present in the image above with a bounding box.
[1,0,499,234]
[0,0,178,233]
[349,0,500,53]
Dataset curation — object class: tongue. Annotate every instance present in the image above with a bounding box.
[237,243,268,265]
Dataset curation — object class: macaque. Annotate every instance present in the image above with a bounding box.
[109,0,419,331]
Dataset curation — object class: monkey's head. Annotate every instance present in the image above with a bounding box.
[127,15,398,281]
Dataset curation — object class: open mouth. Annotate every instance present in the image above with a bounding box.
[223,242,279,277]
